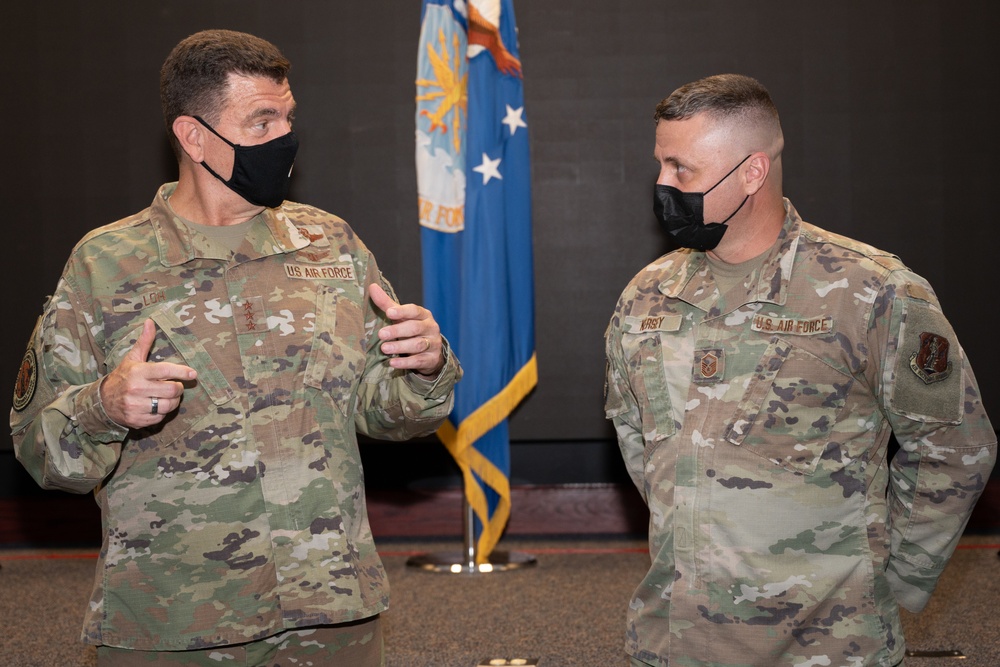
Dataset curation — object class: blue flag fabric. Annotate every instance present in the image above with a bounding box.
[416,0,536,560]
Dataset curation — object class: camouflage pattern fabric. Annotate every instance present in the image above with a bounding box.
[604,199,996,667]
[96,616,383,666]
[10,183,461,651]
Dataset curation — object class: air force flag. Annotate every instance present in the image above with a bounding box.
[417,0,536,560]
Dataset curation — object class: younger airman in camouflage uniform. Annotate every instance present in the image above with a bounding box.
[605,74,995,667]
[10,30,460,665]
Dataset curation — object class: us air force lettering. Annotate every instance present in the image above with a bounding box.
[750,314,833,335]
[283,263,356,280]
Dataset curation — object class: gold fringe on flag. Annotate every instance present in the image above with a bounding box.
[437,353,537,562]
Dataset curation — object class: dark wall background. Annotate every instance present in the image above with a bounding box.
[1,1,996,490]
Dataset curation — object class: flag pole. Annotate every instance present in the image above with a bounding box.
[414,0,536,574]
[406,497,537,574]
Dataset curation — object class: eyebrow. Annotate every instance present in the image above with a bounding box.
[245,104,297,122]
[656,155,687,169]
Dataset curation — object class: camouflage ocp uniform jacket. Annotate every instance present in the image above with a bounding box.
[10,183,461,651]
[604,200,995,667]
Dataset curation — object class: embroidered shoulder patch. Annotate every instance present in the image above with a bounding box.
[909,332,952,384]
[12,348,37,412]
[889,297,962,423]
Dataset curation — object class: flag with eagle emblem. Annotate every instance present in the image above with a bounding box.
[416,0,535,561]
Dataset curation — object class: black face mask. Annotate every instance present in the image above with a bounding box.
[653,154,751,251]
[195,116,299,208]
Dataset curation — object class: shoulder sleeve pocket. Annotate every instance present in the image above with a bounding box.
[888,298,963,424]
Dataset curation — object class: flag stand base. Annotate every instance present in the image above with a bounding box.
[405,498,537,574]
[406,549,537,574]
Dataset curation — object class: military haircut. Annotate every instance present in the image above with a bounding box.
[159,29,291,158]
[654,73,782,146]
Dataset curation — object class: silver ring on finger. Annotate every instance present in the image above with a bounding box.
[150,396,159,415]
[422,336,430,352]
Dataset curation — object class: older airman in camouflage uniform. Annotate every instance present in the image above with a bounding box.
[10,30,460,665]
[605,74,995,667]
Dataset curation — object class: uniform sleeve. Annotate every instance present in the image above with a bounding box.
[352,263,461,441]
[604,310,648,502]
[9,277,128,494]
[873,272,996,612]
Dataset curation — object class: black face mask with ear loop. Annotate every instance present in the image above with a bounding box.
[653,154,751,251]
[195,116,299,208]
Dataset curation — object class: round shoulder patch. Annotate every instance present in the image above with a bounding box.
[13,348,37,412]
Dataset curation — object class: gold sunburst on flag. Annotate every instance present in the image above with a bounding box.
[416,28,468,154]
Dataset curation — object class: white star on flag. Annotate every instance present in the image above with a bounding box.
[502,104,527,136]
[473,152,503,185]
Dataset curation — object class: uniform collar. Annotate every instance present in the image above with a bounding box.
[658,198,803,313]
[149,182,311,267]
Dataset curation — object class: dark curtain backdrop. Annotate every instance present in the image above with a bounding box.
[1,2,996,482]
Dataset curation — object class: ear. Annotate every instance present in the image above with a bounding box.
[743,152,771,196]
[172,116,205,163]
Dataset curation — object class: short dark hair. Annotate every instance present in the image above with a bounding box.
[160,29,291,158]
[654,74,779,132]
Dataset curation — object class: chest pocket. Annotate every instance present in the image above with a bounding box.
[621,314,684,444]
[105,308,235,450]
[303,285,367,417]
[724,337,854,475]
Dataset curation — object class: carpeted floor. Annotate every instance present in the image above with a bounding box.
[1,536,997,666]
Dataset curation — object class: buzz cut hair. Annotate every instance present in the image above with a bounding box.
[654,74,781,137]
[160,29,291,159]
